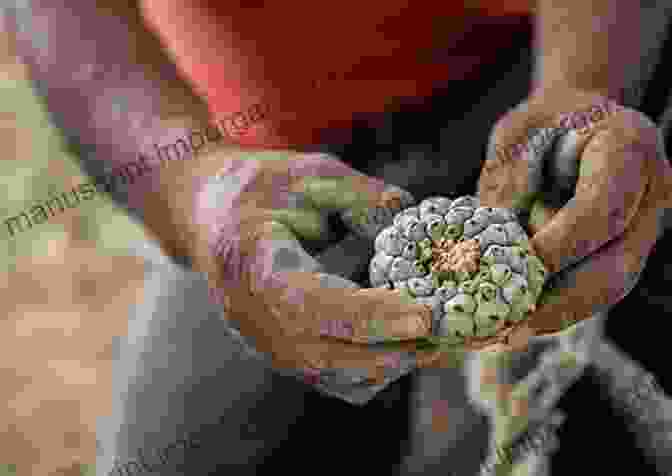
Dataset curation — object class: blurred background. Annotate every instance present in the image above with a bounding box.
[0,24,150,475]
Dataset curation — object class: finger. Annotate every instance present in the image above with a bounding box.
[266,206,331,241]
[215,218,439,397]
[339,182,415,239]
[479,115,566,214]
[268,272,433,343]
[231,159,357,243]
[296,176,414,237]
[224,273,433,402]
[544,103,622,208]
[282,333,438,391]
[225,260,440,395]
[287,153,379,212]
[414,344,470,369]
[233,220,433,343]
[478,97,620,215]
[523,178,662,336]
[492,324,537,354]
[295,176,379,211]
[529,110,654,275]
[290,167,415,238]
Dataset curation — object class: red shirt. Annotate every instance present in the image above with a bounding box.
[141,0,532,148]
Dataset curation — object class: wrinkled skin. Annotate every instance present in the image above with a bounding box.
[478,87,672,350]
[156,147,445,403]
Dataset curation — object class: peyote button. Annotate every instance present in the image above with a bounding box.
[476,224,509,249]
[443,223,464,241]
[476,281,499,304]
[422,214,448,241]
[444,293,477,314]
[508,246,528,275]
[435,281,459,302]
[406,276,435,297]
[458,279,480,295]
[398,215,428,241]
[369,252,395,287]
[501,273,528,304]
[503,221,527,244]
[375,226,409,256]
[449,196,479,209]
[444,207,475,226]
[419,197,453,217]
[393,206,420,228]
[481,244,509,265]
[388,256,424,281]
[400,240,419,261]
[440,311,475,338]
[370,194,549,345]
[463,217,489,238]
[489,263,513,285]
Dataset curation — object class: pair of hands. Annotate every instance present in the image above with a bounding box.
[155,88,671,404]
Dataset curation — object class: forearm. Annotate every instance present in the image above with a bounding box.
[534,0,643,102]
[6,0,220,257]
[8,0,211,158]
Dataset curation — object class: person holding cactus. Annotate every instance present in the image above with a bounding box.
[5,0,672,474]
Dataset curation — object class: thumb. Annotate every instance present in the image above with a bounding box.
[229,219,433,343]
[267,271,434,343]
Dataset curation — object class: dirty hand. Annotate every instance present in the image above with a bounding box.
[153,146,442,404]
[477,87,672,349]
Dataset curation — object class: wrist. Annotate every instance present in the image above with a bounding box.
[534,0,643,105]
[529,81,613,106]
[532,71,622,105]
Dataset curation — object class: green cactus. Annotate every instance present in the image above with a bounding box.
[475,320,499,338]
[444,223,463,241]
[445,293,477,314]
[441,310,475,338]
[427,219,447,241]
[477,282,499,303]
[476,300,510,322]
[370,196,548,344]
[459,279,480,294]
[418,239,434,263]
[507,299,530,323]
[476,264,492,282]
[490,263,513,286]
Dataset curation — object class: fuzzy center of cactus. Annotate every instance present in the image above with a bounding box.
[431,238,481,276]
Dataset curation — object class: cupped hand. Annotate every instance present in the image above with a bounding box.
[159,146,443,404]
[477,87,672,350]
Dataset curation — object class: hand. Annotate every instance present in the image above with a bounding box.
[477,87,672,349]
[152,145,441,404]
